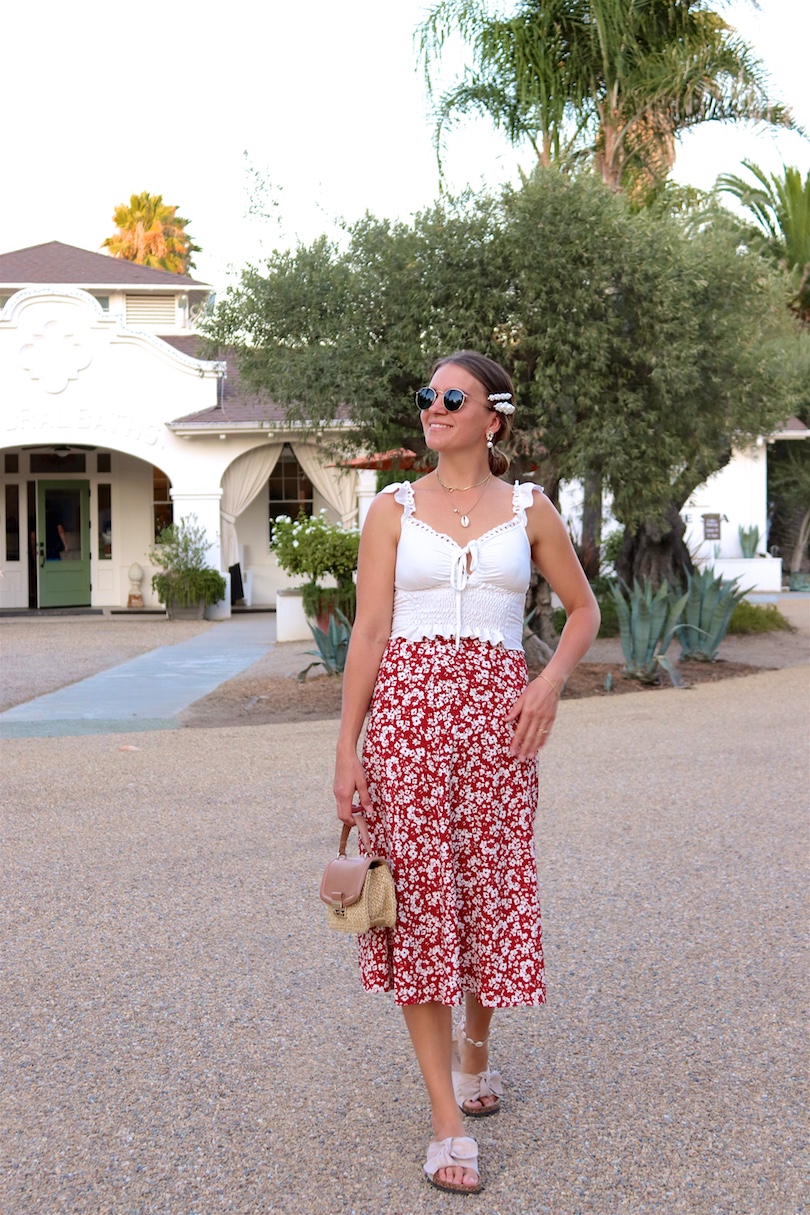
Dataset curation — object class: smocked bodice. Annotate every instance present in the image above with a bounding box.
[380,480,542,650]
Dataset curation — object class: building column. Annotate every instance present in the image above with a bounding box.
[169,489,230,618]
[356,469,377,530]
[168,489,224,572]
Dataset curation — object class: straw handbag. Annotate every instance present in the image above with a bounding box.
[320,812,396,933]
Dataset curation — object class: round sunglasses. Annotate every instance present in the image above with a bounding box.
[415,386,469,413]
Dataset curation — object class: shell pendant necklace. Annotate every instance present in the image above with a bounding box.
[437,472,492,528]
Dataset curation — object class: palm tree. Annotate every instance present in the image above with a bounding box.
[717,161,810,325]
[420,0,796,573]
[420,0,584,167]
[102,192,201,274]
[419,0,795,200]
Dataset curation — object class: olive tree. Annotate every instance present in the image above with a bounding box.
[204,172,800,599]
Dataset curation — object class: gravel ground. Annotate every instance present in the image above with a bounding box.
[1,655,808,1213]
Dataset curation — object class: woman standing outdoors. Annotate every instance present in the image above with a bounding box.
[334,351,600,1193]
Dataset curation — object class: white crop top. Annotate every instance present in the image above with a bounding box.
[380,480,542,651]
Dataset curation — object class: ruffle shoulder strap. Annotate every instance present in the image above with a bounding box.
[512,480,543,525]
[379,481,415,516]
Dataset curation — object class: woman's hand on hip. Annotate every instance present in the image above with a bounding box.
[505,674,560,758]
[334,752,372,826]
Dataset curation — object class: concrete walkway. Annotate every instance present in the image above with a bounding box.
[0,614,278,738]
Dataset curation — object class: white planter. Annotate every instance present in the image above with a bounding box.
[204,572,232,620]
[276,587,311,641]
[697,556,783,593]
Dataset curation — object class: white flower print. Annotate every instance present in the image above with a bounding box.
[357,637,546,1008]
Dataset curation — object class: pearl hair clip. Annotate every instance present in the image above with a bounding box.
[488,392,515,415]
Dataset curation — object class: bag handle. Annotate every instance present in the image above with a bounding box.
[339,809,373,855]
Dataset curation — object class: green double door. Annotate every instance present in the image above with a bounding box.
[36,480,91,608]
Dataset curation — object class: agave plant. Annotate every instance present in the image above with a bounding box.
[298,609,352,682]
[738,525,760,558]
[610,579,688,686]
[675,567,749,662]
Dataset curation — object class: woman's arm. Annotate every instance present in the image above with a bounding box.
[333,493,399,824]
[506,491,601,758]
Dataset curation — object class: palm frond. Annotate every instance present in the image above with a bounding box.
[417,0,799,198]
[718,160,810,276]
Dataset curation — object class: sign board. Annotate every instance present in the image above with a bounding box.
[703,513,721,541]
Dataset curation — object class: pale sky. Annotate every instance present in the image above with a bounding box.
[4,0,808,291]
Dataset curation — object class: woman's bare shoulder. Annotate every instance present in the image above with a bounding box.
[520,483,566,543]
[363,485,407,533]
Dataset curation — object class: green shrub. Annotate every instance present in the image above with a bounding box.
[727,601,794,634]
[601,529,625,571]
[301,581,356,623]
[271,511,359,625]
[271,511,359,585]
[150,516,227,607]
[595,589,619,636]
[553,580,620,638]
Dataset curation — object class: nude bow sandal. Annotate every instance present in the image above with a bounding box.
[424,1135,482,1194]
[451,1021,504,1118]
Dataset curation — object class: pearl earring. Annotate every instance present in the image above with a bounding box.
[486,431,495,450]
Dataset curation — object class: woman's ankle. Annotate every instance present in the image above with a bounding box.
[432,1090,466,1141]
[458,1016,492,1071]
[459,1041,489,1075]
[433,1114,466,1141]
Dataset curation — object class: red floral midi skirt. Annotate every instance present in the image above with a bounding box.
[358,636,546,1008]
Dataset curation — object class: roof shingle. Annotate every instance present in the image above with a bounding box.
[0,241,209,288]
[160,337,289,425]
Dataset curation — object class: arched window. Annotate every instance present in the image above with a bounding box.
[153,467,173,539]
[268,444,313,536]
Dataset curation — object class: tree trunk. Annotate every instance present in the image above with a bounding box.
[595,113,624,192]
[526,567,559,648]
[578,468,603,581]
[790,506,810,573]
[523,465,561,648]
[616,503,694,591]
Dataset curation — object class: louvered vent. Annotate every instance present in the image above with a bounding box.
[125,295,176,328]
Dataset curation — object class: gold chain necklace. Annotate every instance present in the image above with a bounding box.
[438,474,492,528]
[436,471,491,494]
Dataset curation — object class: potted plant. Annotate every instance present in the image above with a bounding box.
[271,511,360,628]
[150,515,227,620]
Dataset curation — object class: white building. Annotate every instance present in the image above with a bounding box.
[0,242,373,614]
[680,418,807,589]
[559,426,807,594]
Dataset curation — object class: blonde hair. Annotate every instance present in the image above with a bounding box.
[429,350,514,476]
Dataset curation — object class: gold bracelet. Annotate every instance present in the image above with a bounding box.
[538,671,562,697]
